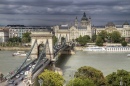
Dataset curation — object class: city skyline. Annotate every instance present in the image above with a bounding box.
[0,0,130,26]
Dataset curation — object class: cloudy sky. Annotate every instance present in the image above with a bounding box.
[0,0,130,26]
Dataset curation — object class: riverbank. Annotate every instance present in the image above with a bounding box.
[74,46,85,51]
[0,47,30,51]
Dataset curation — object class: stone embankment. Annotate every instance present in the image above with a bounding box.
[74,46,85,51]
[0,47,30,51]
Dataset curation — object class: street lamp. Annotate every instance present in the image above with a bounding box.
[120,77,123,86]
[38,79,43,86]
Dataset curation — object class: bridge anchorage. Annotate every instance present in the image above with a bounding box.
[4,31,75,86]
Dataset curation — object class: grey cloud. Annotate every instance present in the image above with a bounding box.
[0,0,130,26]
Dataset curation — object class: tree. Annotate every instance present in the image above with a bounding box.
[92,34,97,42]
[111,31,121,43]
[38,70,64,86]
[22,32,31,43]
[106,69,130,86]
[67,78,95,86]
[8,37,21,43]
[0,73,4,82]
[74,66,106,86]
[53,36,58,45]
[121,41,127,46]
[76,35,90,46]
[98,30,107,42]
[96,36,103,46]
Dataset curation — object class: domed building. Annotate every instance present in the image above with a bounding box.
[95,21,130,42]
[53,12,92,42]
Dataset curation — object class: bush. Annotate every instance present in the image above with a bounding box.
[121,41,127,46]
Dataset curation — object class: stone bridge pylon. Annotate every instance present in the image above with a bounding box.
[30,31,53,60]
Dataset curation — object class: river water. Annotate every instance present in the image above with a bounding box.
[55,51,130,82]
[0,51,25,75]
[0,51,130,81]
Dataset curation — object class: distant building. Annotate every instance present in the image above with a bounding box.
[0,27,9,42]
[8,25,51,38]
[53,12,92,42]
[95,21,130,42]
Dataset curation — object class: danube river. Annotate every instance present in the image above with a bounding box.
[1,51,130,81]
[55,51,130,82]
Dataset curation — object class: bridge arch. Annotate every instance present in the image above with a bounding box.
[38,43,44,57]
[30,31,53,60]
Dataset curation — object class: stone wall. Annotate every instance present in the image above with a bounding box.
[74,46,85,51]
[0,47,30,51]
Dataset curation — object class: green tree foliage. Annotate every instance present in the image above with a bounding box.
[96,36,103,46]
[0,73,4,82]
[98,30,107,42]
[74,66,106,86]
[67,78,95,86]
[53,36,58,45]
[111,31,121,43]
[8,37,21,43]
[76,35,90,46]
[38,70,64,86]
[92,34,97,42]
[121,41,127,46]
[22,32,31,43]
[106,69,130,86]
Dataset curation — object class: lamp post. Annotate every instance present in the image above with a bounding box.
[38,79,43,86]
[120,77,123,86]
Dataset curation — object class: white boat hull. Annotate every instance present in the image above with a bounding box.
[83,46,130,52]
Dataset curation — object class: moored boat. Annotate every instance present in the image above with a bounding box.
[12,51,26,56]
[127,54,130,57]
[83,46,130,52]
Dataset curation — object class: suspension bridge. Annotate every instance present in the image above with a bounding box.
[2,31,75,86]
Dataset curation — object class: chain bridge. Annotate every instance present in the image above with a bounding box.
[3,31,74,86]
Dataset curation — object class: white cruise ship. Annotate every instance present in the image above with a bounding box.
[83,46,130,52]
[83,46,106,51]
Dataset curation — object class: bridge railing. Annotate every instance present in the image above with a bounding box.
[5,40,37,80]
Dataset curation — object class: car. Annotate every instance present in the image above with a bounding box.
[32,64,36,68]
[29,65,32,68]
[16,74,20,78]
[8,80,14,84]
[20,71,24,75]
[19,75,24,81]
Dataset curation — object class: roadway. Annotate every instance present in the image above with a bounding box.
[5,58,49,86]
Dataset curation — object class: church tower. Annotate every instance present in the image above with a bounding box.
[80,12,92,38]
[81,12,88,27]
[74,16,78,28]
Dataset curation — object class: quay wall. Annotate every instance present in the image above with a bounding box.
[74,46,85,51]
[0,47,30,51]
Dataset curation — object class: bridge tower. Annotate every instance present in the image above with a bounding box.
[30,31,53,60]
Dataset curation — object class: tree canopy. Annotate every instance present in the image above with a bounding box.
[38,70,64,86]
[76,35,90,46]
[121,41,127,46]
[22,32,31,43]
[53,36,58,45]
[8,37,21,43]
[111,31,121,43]
[67,78,95,86]
[95,36,104,46]
[106,69,130,86]
[91,34,97,42]
[74,66,106,86]
[98,30,107,42]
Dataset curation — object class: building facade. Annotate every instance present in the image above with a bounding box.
[0,27,9,42]
[95,21,130,42]
[8,25,51,38]
[53,12,92,42]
